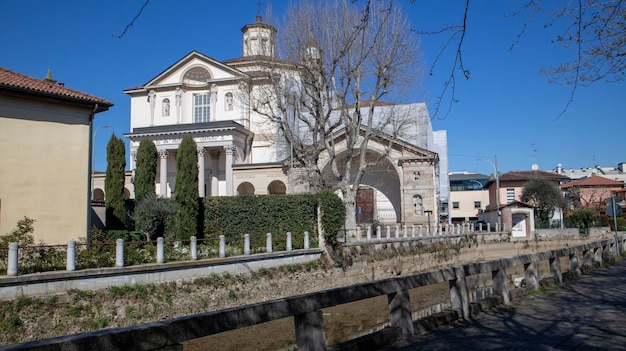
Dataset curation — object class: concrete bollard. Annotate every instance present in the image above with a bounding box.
[286,232,292,251]
[115,239,124,267]
[7,242,18,276]
[157,237,164,263]
[190,236,198,260]
[304,231,310,250]
[266,233,272,253]
[219,235,226,258]
[244,234,251,255]
[66,240,76,271]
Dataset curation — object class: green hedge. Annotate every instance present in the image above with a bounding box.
[203,191,345,249]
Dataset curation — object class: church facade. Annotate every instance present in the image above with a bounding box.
[123,15,449,227]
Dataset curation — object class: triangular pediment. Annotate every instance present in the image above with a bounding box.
[331,125,439,163]
[126,51,248,92]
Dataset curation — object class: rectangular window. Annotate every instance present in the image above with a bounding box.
[506,188,515,203]
[194,93,211,123]
[474,201,481,209]
[452,202,459,209]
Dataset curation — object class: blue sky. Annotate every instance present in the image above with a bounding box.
[2,0,624,177]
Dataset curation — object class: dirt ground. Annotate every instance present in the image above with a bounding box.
[0,236,600,348]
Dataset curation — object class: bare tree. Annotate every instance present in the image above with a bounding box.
[244,0,421,233]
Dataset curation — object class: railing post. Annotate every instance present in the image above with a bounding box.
[583,249,593,272]
[388,289,415,337]
[569,252,581,277]
[304,231,310,249]
[549,256,563,283]
[266,233,272,253]
[449,267,470,320]
[115,239,124,267]
[419,224,423,237]
[286,232,292,251]
[219,235,226,258]
[386,226,390,239]
[395,225,400,238]
[294,310,327,351]
[67,240,76,271]
[524,260,539,291]
[411,224,416,238]
[486,223,491,232]
[7,242,18,276]
[190,236,198,260]
[157,237,164,263]
[403,225,407,238]
[492,267,510,304]
[376,226,381,240]
[244,234,251,255]
[367,225,372,241]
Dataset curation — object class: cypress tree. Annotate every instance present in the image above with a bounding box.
[105,134,127,230]
[133,139,157,202]
[174,136,199,239]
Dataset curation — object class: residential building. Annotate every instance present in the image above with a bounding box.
[0,67,112,244]
[448,172,489,224]
[561,174,624,210]
[121,15,448,227]
[553,163,626,183]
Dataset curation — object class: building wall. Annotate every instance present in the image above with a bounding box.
[0,98,91,244]
[450,189,488,223]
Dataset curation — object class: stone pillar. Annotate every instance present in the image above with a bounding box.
[210,151,220,197]
[219,235,226,258]
[244,234,251,255]
[524,261,539,291]
[157,237,164,263]
[492,268,510,304]
[158,149,168,197]
[419,225,423,237]
[449,267,470,320]
[304,231,310,249]
[7,243,18,276]
[387,289,415,337]
[115,239,124,267]
[594,246,603,267]
[411,224,415,238]
[569,253,581,277]
[583,249,593,271]
[367,226,371,241]
[294,310,327,351]
[266,233,272,253]
[549,257,562,283]
[197,147,206,197]
[395,226,400,238]
[224,145,235,196]
[403,225,407,238]
[286,232,292,251]
[67,240,76,271]
[376,226,381,239]
[190,236,198,260]
[386,226,391,239]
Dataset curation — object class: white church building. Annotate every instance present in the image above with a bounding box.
[123,15,449,226]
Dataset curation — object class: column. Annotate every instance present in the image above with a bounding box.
[387,290,414,337]
[210,150,220,196]
[294,310,327,351]
[224,145,235,196]
[158,149,168,197]
[197,147,206,197]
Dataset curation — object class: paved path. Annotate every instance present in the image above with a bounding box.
[385,259,626,351]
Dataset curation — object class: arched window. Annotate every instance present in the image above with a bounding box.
[94,188,105,202]
[225,92,233,111]
[237,182,255,195]
[267,180,286,195]
[182,67,211,86]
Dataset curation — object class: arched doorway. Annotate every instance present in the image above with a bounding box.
[237,182,255,195]
[268,180,286,194]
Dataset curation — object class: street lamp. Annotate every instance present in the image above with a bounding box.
[477,156,501,228]
[91,125,113,201]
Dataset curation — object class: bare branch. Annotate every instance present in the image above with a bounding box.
[112,0,151,39]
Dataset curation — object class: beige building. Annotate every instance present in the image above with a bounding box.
[0,67,112,244]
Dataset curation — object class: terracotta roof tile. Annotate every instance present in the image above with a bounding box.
[0,67,113,108]
[561,174,625,188]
